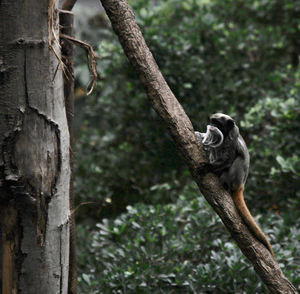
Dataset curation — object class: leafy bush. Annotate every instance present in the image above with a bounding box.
[241,93,300,210]
[77,185,300,293]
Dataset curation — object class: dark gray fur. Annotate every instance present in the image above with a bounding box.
[196,113,250,193]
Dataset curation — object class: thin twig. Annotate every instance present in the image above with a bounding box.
[70,202,97,216]
[60,33,98,95]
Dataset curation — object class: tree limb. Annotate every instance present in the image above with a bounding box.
[99,0,297,292]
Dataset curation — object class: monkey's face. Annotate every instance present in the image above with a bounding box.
[209,113,235,137]
[202,125,224,148]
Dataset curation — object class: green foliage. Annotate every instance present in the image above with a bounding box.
[241,94,300,209]
[74,0,300,217]
[77,185,300,293]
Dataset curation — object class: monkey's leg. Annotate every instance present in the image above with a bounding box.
[233,186,274,257]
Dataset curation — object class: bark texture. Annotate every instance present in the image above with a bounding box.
[59,9,77,294]
[99,0,297,293]
[0,0,70,293]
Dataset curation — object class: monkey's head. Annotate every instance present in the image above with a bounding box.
[209,113,239,140]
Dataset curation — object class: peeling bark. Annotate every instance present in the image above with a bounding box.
[99,0,297,293]
[0,0,70,293]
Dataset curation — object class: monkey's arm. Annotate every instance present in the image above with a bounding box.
[195,135,233,175]
[198,142,234,175]
[196,153,233,176]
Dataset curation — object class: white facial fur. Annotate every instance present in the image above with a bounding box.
[202,125,224,148]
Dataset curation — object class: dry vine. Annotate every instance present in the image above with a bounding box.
[60,33,98,95]
[48,1,69,81]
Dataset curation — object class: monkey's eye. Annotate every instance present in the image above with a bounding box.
[226,119,234,128]
[211,118,220,127]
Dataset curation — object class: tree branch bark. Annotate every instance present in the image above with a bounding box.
[99,0,297,293]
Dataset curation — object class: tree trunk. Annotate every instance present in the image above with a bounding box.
[99,0,297,293]
[0,1,70,293]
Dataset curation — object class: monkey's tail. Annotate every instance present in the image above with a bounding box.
[233,186,275,257]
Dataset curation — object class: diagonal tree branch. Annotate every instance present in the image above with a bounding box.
[99,0,297,292]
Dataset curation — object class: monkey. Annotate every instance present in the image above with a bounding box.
[195,113,274,257]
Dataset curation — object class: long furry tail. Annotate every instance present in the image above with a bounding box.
[233,186,274,257]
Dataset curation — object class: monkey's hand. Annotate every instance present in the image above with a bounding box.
[197,162,213,176]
